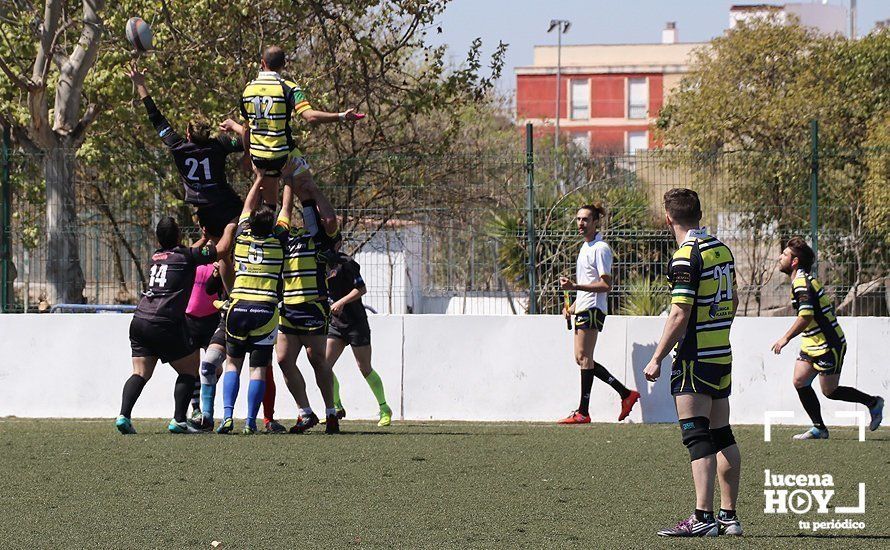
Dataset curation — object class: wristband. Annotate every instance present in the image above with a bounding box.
[338,112,346,122]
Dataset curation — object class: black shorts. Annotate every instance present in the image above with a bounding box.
[280,301,329,336]
[196,199,242,240]
[574,308,606,332]
[130,316,193,364]
[329,317,371,347]
[251,155,287,178]
[209,312,227,348]
[670,359,731,399]
[225,299,279,360]
[185,312,221,350]
[799,344,846,376]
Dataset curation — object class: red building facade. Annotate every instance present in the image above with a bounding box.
[515,41,702,154]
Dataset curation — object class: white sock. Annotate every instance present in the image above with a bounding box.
[325,407,337,417]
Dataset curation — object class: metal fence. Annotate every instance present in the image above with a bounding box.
[0,127,887,315]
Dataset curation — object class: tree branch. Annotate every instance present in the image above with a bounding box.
[72,102,101,146]
[0,112,40,154]
[0,54,33,91]
[55,0,105,133]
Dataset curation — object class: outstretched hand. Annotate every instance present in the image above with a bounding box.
[127,63,146,87]
[341,108,366,122]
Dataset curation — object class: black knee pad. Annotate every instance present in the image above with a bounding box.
[710,425,736,452]
[680,416,715,462]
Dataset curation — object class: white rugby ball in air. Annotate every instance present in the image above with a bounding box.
[125,17,153,51]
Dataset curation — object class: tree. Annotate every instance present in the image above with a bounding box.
[656,19,889,313]
[1,0,506,306]
[1,0,105,304]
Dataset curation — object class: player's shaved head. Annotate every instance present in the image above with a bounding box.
[663,188,702,226]
[156,217,180,249]
[263,46,286,72]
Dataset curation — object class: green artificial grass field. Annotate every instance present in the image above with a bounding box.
[0,420,887,549]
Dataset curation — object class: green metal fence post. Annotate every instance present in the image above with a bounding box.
[809,119,819,269]
[1,125,10,313]
[525,122,537,314]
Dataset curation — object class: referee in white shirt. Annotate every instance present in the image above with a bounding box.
[559,203,640,424]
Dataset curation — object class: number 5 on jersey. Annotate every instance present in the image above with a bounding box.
[248,243,264,264]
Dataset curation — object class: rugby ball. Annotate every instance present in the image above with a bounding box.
[125,17,153,52]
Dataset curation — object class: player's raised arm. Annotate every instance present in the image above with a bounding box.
[240,176,265,219]
[300,107,365,125]
[277,177,295,227]
[128,64,183,148]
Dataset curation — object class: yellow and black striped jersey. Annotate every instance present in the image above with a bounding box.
[791,269,845,356]
[230,214,289,303]
[240,71,312,160]
[280,222,327,306]
[669,228,736,365]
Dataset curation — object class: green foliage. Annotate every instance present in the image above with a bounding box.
[657,18,889,307]
[618,274,669,316]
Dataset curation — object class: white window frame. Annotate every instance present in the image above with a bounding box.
[626,130,648,154]
[570,131,591,155]
[570,78,590,120]
[627,77,648,120]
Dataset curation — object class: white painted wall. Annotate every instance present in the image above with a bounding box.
[1,315,887,427]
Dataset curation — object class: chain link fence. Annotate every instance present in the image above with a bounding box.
[0,132,887,315]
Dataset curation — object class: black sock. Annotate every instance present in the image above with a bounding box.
[593,362,630,399]
[120,374,147,418]
[695,509,714,522]
[718,509,736,520]
[191,378,200,408]
[174,374,197,423]
[579,369,595,416]
[827,386,876,407]
[796,386,826,430]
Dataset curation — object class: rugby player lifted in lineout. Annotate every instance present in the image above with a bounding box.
[129,64,244,288]
[234,45,364,249]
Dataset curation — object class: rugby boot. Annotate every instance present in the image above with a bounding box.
[557,410,591,424]
[792,426,829,440]
[657,514,718,537]
[618,390,641,421]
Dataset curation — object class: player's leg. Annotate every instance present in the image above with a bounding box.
[303,333,338,433]
[816,347,883,430]
[168,350,202,433]
[792,359,828,439]
[276,332,317,433]
[326,334,348,413]
[290,169,338,239]
[709,397,742,536]
[558,323,596,424]
[585,310,640,419]
[244,348,272,434]
[217,353,244,434]
[117,356,158,434]
[262,365,286,433]
[352,343,392,427]
[658,392,718,537]
[199,343,226,429]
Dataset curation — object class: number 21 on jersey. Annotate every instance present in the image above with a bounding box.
[713,264,734,301]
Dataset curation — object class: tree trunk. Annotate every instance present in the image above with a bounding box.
[44,145,84,304]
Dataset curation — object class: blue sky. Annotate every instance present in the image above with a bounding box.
[429,0,888,93]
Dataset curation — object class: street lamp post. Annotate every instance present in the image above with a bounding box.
[548,19,570,193]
